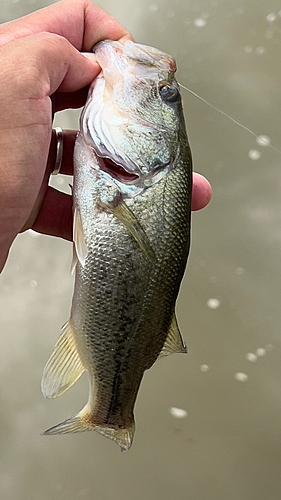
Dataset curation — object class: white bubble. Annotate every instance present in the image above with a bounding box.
[266,13,277,22]
[30,280,38,288]
[246,352,257,362]
[256,348,266,357]
[235,372,249,382]
[170,407,188,419]
[256,135,271,147]
[150,3,158,12]
[235,267,245,275]
[244,45,253,53]
[248,149,261,160]
[200,364,210,372]
[255,46,266,55]
[207,298,220,309]
[194,18,207,27]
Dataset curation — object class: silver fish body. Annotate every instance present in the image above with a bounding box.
[41,41,192,451]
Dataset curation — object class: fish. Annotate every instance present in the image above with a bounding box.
[41,40,192,451]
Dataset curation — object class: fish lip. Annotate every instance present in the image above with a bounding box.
[92,40,121,53]
[92,40,177,73]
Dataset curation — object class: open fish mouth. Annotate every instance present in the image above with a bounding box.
[100,157,139,183]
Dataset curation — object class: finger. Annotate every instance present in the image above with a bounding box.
[1,33,100,103]
[20,129,76,234]
[33,33,100,95]
[0,0,133,50]
[31,187,73,241]
[191,173,212,211]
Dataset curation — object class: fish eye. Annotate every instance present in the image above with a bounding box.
[158,81,181,104]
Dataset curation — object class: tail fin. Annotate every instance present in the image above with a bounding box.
[42,406,135,451]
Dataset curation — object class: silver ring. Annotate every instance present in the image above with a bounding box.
[52,127,63,175]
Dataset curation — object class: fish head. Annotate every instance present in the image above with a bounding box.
[81,40,185,196]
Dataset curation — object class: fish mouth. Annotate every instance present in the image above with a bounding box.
[101,157,139,183]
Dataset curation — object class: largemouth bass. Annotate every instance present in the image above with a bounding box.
[41,40,192,451]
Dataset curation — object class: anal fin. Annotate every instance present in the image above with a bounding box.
[159,313,187,358]
[41,320,85,398]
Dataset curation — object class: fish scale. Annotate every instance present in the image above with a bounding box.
[41,40,192,451]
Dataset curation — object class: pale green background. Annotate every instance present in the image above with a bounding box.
[1,1,281,499]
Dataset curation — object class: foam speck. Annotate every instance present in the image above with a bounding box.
[256,348,266,357]
[200,364,210,372]
[235,372,248,382]
[246,353,257,362]
[169,407,188,419]
[194,18,207,27]
[248,149,261,160]
[256,135,271,147]
[207,298,220,309]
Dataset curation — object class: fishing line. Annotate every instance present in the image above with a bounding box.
[178,82,281,156]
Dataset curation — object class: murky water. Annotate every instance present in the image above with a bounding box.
[1,0,281,499]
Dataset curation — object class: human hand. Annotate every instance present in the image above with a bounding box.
[0,0,211,274]
[0,0,132,272]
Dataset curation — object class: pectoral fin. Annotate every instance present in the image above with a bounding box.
[159,313,187,358]
[99,199,155,262]
[72,206,88,272]
[41,321,85,398]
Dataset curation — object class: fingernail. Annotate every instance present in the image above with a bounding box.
[81,52,98,63]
